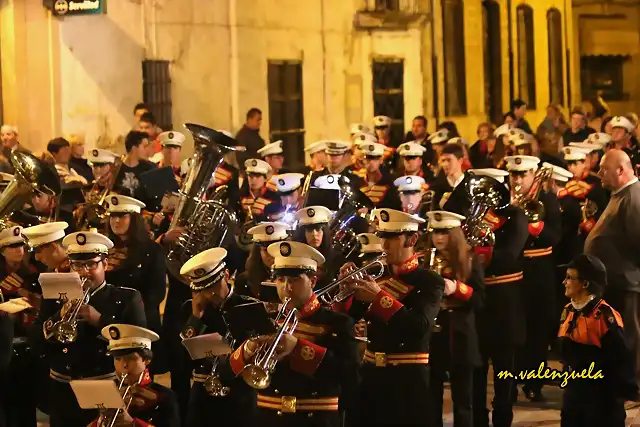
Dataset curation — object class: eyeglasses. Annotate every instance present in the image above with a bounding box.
[70,260,101,271]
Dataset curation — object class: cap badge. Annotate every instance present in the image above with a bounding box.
[280,242,291,257]
[594,134,600,140]
[369,145,374,152]
[515,158,522,165]
[251,159,258,167]
[193,268,206,278]
[519,134,525,140]
[266,225,275,235]
[168,132,174,139]
[434,213,442,221]
[109,326,120,340]
[307,208,315,218]
[380,210,390,222]
[327,176,334,184]
[360,235,369,245]
[111,196,119,205]
[13,227,20,237]
[278,179,285,186]
[76,233,87,245]
[406,177,412,184]
[328,142,337,149]
[358,124,363,130]
[359,135,365,141]
[92,149,99,157]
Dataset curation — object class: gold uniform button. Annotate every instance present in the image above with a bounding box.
[63,348,68,353]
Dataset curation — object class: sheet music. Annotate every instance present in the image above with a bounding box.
[39,272,84,300]
[70,380,124,410]
[0,297,32,314]
[182,333,233,360]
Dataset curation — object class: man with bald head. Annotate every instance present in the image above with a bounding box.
[585,148,640,388]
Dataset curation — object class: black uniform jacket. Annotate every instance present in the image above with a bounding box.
[558,298,638,400]
[32,283,146,379]
[0,262,40,337]
[353,169,402,210]
[559,173,608,237]
[229,294,358,421]
[555,191,583,265]
[238,183,279,223]
[180,291,259,427]
[430,172,471,215]
[209,161,241,213]
[435,254,485,367]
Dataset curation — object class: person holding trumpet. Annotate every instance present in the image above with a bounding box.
[33,231,146,427]
[229,241,359,427]
[338,208,445,426]
[84,324,180,427]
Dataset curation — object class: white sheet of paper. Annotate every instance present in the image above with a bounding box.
[260,281,277,287]
[0,298,32,314]
[70,380,124,410]
[39,273,83,300]
[182,333,233,360]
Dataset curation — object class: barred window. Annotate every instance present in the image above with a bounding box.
[372,59,405,144]
[516,5,536,109]
[442,0,467,116]
[267,60,305,169]
[483,0,502,124]
[142,60,172,131]
[547,8,564,106]
[375,0,399,10]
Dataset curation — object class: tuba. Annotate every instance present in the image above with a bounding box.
[462,174,510,247]
[166,124,243,279]
[513,166,553,222]
[329,176,374,259]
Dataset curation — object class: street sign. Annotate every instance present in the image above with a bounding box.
[52,0,106,16]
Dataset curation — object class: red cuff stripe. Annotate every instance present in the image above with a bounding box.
[368,290,403,322]
[581,218,596,233]
[453,281,473,301]
[230,343,246,376]
[289,338,326,376]
[473,246,493,267]
[133,418,152,427]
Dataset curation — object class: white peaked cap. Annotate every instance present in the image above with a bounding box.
[88,148,118,165]
[358,142,386,157]
[373,208,425,233]
[325,140,352,155]
[397,142,427,157]
[357,233,384,254]
[258,141,284,157]
[158,131,185,148]
[542,162,573,182]
[494,124,512,138]
[102,324,159,353]
[504,155,540,171]
[562,146,588,161]
[353,132,378,145]
[350,123,372,135]
[248,222,290,243]
[569,142,597,154]
[314,174,341,190]
[106,194,146,214]
[611,116,635,132]
[271,173,304,193]
[23,222,69,248]
[428,129,449,144]
[373,116,392,127]
[469,168,509,183]
[427,210,466,229]
[294,206,332,226]
[304,140,328,155]
[245,158,272,175]
[180,247,228,291]
[394,175,425,192]
[0,226,23,248]
[447,137,468,146]
[63,231,114,255]
[267,241,326,272]
[585,132,610,148]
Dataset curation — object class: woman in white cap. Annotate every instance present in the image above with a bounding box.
[424,211,485,427]
[292,206,336,289]
[104,194,167,373]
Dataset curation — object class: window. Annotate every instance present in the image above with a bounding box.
[375,0,399,10]
[442,0,467,116]
[483,0,502,124]
[580,56,627,101]
[372,60,405,144]
[547,8,564,106]
[142,60,172,131]
[267,60,305,169]
[516,5,536,109]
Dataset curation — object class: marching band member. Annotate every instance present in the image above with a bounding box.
[34,231,146,427]
[394,175,427,215]
[239,159,278,223]
[354,142,402,210]
[293,206,335,289]
[559,254,638,427]
[86,148,118,192]
[258,140,286,175]
[265,173,305,222]
[470,168,528,427]
[304,140,328,173]
[157,131,185,182]
[431,143,470,214]
[350,123,372,139]
[319,140,359,177]
[208,130,241,208]
[89,324,180,427]
[22,222,71,272]
[352,132,377,173]
[397,141,431,181]
[341,208,444,426]
[356,232,385,262]
[583,132,610,172]
[230,241,359,427]
[425,211,485,427]
[373,115,397,164]
[24,188,74,229]
[104,194,167,371]
[506,155,562,401]
[235,222,290,300]
[180,248,258,427]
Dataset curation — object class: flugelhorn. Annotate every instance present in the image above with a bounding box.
[204,329,235,397]
[240,299,298,390]
[53,277,90,344]
[316,256,386,306]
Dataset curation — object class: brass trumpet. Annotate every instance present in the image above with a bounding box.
[53,278,90,344]
[204,331,234,397]
[98,371,145,427]
[316,256,386,306]
[240,299,298,390]
[426,248,444,275]
[513,166,553,222]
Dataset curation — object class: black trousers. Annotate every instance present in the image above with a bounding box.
[429,363,473,427]
[603,289,640,389]
[256,408,341,427]
[186,382,257,427]
[4,342,36,427]
[472,344,517,427]
[561,383,626,427]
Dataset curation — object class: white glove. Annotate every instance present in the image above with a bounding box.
[443,278,457,296]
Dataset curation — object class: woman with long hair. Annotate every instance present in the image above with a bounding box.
[234,221,290,301]
[104,194,166,372]
[425,211,485,427]
[292,206,335,289]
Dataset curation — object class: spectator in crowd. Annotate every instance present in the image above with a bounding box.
[67,134,94,184]
[562,108,596,146]
[47,137,87,186]
[511,99,534,134]
[235,108,265,171]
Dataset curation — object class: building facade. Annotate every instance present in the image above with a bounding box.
[0,0,576,167]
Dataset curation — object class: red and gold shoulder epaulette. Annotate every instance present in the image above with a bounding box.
[564,179,594,199]
[360,184,389,205]
[214,167,233,186]
[482,209,507,232]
